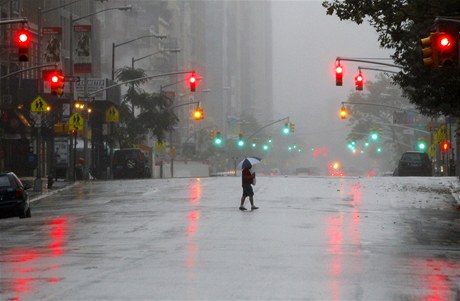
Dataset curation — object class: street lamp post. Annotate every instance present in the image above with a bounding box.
[69,5,132,180]
[112,34,168,81]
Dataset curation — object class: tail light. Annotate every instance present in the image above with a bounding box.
[15,188,23,198]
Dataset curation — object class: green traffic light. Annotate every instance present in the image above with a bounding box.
[252,142,256,148]
[283,128,289,135]
[214,138,222,145]
[376,147,382,153]
[263,144,268,151]
[370,133,378,140]
[237,140,245,147]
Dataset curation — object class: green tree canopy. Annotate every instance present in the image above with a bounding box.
[114,67,178,148]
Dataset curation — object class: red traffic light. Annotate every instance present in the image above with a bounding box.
[48,70,65,95]
[15,29,31,62]
[189,73,197,92]
[355,72,364,91]
[335,65,343,86]
[441,141,450,152]
[438,34,452,49]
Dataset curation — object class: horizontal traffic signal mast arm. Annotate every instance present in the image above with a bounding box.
[88,70,195,96]
[246,116,290,140]
[0,18,27,25]
[336,57,403,69]
[357,66,399,74]
[0,63,57,80]
[340,101,420,114]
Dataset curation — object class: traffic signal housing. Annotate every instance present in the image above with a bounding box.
[437,32,458,67]
[282,123,290,135]
[189,73,197,92]
[214,131,222,145]
[15,29,31,62]
[48,70,65,95]
[420,32,439,67]
[340,106,347,119]
[441,141,450,152]
[335,64,343,86]
[355,72,364,91]
[193,107,204,120]
[289,122,295,133]
[417,139,427,151]
[237,133,245,148]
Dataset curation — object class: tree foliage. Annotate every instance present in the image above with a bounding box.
[113,67,178,148]
[345,74,430,164]
[322,0,460,116]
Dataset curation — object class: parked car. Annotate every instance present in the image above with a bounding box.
[112,148,151,179]
[395,151,432,176]
[0,172,31,218]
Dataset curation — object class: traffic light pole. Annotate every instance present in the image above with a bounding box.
[336,57,403,69]
[246,116,290,140]
[0,63,57,80]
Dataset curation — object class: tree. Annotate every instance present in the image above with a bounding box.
[344,74,429,165]
[322,0,460,116]
[114,67,178,148]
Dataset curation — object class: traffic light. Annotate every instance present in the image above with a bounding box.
[189,73,197,92]
[193,107,204,120]
[214,131,222,145]
[48,70,65,95]
[15,29,31,62]
[210,129,215,140]
[354,72,364,91]
[237,133,245,147]
[417,139,427,151]
[441,141,450,152]
[252,139,257,148]
[71,128,78,137]
[437,32,458,67]
[268,137,272,143]
[283,123,290,135]
[421,32,438,68]
[340,106,347,119]
[370,130,379,141]
[289,122,295,133]
[335,64,343,86]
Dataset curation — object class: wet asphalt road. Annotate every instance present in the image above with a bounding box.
[0,176,459,301]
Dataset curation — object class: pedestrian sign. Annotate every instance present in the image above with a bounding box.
[105,105,119,123]
[30,96,48,112]
[69,112,84,130]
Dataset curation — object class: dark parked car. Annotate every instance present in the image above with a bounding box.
[112,148,151,179]
[0,172,31,218]
[395,151,432,176]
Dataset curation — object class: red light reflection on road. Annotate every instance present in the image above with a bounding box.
[410,258,459,301]
[186,210,201,270]
[188,178,202,205]
[326,182,363,301]
[48,217,69,257]
[2,216,70,300]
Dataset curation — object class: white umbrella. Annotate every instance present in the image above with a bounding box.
[237,156,262,169]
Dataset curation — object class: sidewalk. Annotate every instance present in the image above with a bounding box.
[21,177,76,202]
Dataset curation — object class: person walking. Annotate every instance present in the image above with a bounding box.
[239,164,258,211]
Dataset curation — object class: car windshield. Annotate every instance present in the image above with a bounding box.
[0,175,11,188]
[401,153,426,161]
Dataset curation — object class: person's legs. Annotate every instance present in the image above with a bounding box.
[249,196,258,209]
[240,195,247,210]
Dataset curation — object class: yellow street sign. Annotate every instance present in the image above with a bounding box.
[69,112,84,130]
[105,105,119,123]
[30,96,48,112]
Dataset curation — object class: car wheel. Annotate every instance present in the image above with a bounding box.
[19,204,27,219]
[25,206,31,218]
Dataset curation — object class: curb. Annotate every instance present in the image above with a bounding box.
[30,182,78,203]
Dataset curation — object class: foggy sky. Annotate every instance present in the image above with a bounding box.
[272,0,393,165]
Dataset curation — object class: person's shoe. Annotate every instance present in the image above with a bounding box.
[251,206,259,210]
[239,206,247,211]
